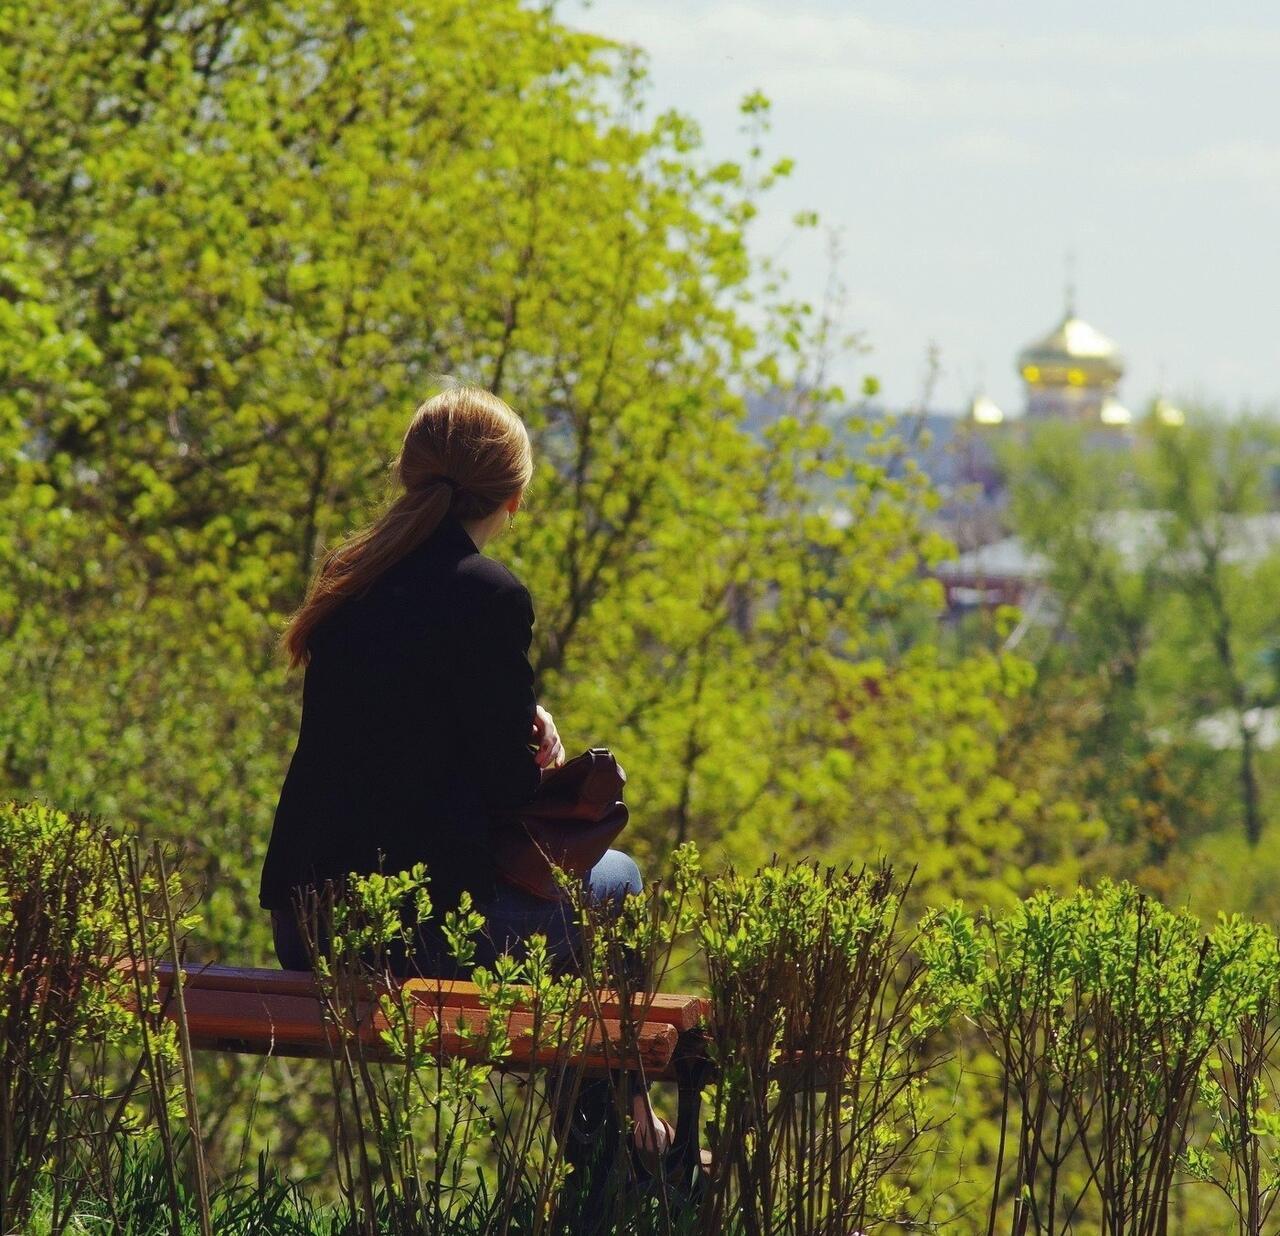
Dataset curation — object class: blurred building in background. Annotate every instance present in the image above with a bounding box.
[928,300,1204,614]
[760,295,1262,621]
[932,511,1280,613]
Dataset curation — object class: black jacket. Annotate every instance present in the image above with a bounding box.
[258,509,543,913]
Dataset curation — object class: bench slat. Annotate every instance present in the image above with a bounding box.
[162,986,678,1076]
[401,979,708,1033]
[150,962,709,1032]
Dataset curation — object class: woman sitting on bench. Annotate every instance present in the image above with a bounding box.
[258,383,673,1176]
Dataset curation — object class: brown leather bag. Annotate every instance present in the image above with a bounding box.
[491,747,629,900]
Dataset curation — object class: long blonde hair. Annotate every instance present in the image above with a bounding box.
[282,386,533,669]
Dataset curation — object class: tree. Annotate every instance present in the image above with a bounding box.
[1,0,1096,1169]
[1002,415,1280,869]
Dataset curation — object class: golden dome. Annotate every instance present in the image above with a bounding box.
[1017,313,1124,389]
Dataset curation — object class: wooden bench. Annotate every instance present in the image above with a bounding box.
[141,962,715,1178]
[146,962,707,1077]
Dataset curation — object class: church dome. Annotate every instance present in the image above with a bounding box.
[968,393,1005,425]
[1017,312,1124,389]
[1099,396,1132,426]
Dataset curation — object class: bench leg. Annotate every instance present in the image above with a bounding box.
[669,1026,714,1192]
[553,1073,624,1231]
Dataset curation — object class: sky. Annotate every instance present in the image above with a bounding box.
[571,0,1280,417]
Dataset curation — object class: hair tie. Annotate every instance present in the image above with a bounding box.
[427,474,460,492]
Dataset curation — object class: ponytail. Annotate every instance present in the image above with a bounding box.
[282,386,533,669]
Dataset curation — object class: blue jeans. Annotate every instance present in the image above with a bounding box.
[474,848,643,974]
[271,849,643,978]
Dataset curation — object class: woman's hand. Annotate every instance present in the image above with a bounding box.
[532,703,566,770]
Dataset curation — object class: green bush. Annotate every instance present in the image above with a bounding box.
[698,862,934,1235]
[0,799,191,1234]
[921,881,1273,1235]
[14,800,1280,1234]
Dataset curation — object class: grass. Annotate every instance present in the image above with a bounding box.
[25,1138,336,1236]
[26,1135,713,1236]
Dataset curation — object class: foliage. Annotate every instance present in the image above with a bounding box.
[139,842,943,1234]
[921,880,1272,1235]
[0,0,1098,1171]
[0,800,193,1234]
[1185,924,1280,1236]
[1000,415,1280,888]
[15,800,1280,1232]
[294,864,602,1235]
[697,861,936,1235]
